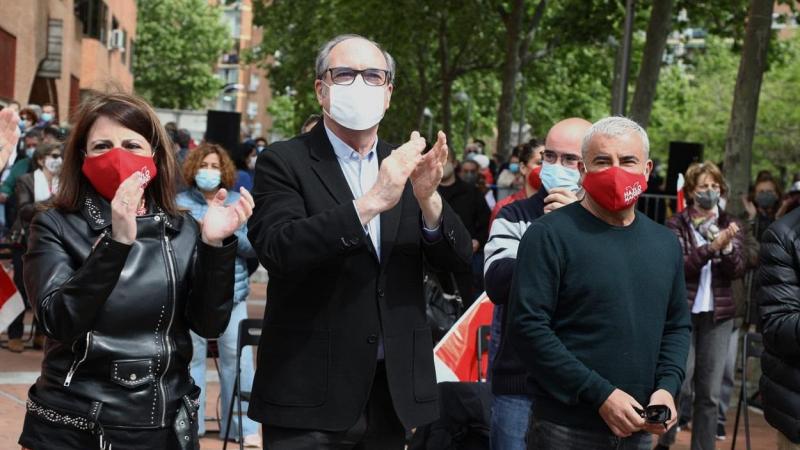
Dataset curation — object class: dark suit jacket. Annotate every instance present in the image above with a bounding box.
[247,122,472,431]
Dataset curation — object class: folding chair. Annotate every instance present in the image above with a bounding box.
[222,318,262,450]
[476,325,491,382]
[731,332,763,450]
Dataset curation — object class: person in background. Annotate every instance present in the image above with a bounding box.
[39,103,57,127]
[175,129,192,164]
[510,117,690,449]
[782,181,800,217]
[4,143,61,353]
[177,143,261,448]
[759,206,800,450]
[18,108,39,140]
[496,151,521,201]
[301,114,322,134]
[483,118,589,450]
[42,126,62,145]
[1,129,41,248]
[436,154,491,304]
[18,91,250,450]
[743,172,783,240]
[656,161,746,450]
[489,140,543,225]
[253,136,268,155]
[233,142,257,192]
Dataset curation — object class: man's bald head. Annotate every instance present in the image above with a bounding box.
[545,118,592,157]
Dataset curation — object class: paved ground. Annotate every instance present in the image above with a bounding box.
[0,281,778,449]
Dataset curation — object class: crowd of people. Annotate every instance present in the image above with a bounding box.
[0,32,799,450]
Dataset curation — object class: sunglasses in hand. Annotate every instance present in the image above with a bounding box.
[633,405,671,430]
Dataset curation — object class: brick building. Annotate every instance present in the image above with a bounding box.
[212,0,272,141]
[0,0,136,124]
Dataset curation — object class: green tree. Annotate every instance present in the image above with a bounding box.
[134,0,230,109]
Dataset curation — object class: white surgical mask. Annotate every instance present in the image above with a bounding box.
[323,77,386,131]
[45,156,62,174]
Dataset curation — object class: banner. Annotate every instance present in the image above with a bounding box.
[433,293,494,382]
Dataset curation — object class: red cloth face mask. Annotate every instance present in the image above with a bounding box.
[82,148,158,201]
[582,166,647,212]
[527,165,542,191]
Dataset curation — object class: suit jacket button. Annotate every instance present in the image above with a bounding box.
[367,334,378,344]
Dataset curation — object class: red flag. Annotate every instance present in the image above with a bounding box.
[433,293,494,382]
[676,173,686,213]
[0,267,24,332]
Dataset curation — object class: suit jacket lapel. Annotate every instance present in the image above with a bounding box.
[309,122,381,261]
[309,122,355,206]
[377,140,402,266]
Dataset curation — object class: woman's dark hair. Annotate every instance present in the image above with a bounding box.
[233,142,256,172]
[52,91,179,216]
[32,143,60,171]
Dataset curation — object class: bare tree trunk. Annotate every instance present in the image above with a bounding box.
[629,0,674,128]
[437,10,453,140]
[723,0,772,217]
[495,0,525,163]
[441,78,453,143]
[610,39,625,115]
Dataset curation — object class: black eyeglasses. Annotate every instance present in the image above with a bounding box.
[323,67,391,86]
[47,154,62,159]
[634,405,671,430]
[541,149,582,168]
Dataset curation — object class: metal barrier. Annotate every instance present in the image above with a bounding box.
[636,193,677,224]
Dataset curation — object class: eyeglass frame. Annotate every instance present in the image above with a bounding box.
[540,149,582,168]
[320,67,392,86]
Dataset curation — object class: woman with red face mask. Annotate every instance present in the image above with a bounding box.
[16,91,254,450]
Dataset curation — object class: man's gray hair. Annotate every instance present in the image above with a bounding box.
[581,116,650,159]
[315,34,396,83]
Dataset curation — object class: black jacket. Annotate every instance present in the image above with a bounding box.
[23,190,237,430]
[759,207,800,443]
[247,122,472,431]
[437,179,490,249]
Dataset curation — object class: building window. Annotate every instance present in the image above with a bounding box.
[75,0,108,42]
[0,27,15,100]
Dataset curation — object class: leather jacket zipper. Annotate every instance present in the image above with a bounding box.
[64,332,92,387]
[159,225,178,427]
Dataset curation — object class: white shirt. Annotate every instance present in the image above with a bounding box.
[691,226,714,314]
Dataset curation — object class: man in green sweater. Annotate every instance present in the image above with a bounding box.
[509,116,691,449]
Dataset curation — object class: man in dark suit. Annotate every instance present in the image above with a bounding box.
[247,34,472,449]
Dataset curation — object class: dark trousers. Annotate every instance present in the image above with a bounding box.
[7,247,28,339]
[527,419,652,450]
[262,362,405,449]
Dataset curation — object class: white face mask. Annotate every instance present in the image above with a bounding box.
[323,78,386,131]
[45,157,62,174]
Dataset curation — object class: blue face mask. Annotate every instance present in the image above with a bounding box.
[26,147,36,158]
[540,162,581,192]
[509,163,520,174]
[256,145,266,154]
[41,113,54,123]
[195,168,222,192]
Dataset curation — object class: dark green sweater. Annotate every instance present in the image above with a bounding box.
[508,202,691,433]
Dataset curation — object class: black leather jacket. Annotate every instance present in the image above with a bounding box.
[759,207,800,442]
[22,191,237,432]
